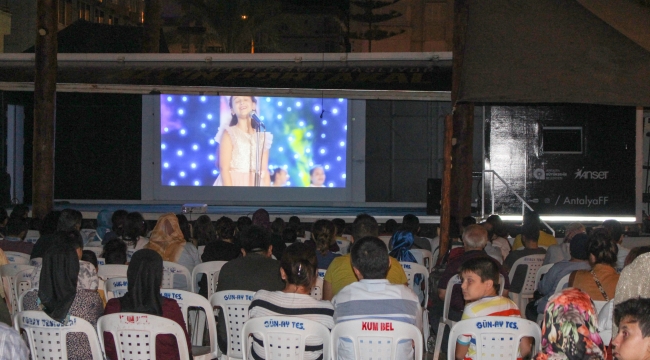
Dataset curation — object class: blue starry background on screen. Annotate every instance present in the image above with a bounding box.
[160,94,348,187]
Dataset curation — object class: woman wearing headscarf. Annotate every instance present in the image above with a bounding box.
[103,249,192,360]
[93,209,112,243]
[536,288,605,360]
[23,244,104,360]
[145,213,200,289]
[389,230,425,305]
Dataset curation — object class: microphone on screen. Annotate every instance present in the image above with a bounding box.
[250,111,266,130]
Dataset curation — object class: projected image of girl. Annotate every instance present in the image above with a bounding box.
[309,165,326,187]
[213,96,273,186]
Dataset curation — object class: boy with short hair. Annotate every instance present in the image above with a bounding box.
[613,298,650,360]
[455,257,529,360]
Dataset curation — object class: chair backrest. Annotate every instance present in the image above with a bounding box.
[18,288,36,312]
[97,313,191,360]
[447,316,541,360]
[309,269,327,300]
[597,299,614,346]
[198,245,205,258]
[409,249,434,271]
[80,228,97,245]
[13,268,32,311]
[4,251,30,265]
[331,319,423,360]
[126,248,136,262]
[336,239,351,254]
[29,257,42,267]
[534,263,554,291]
[442,274,462,323]
[555,274,571,293]
[400,261,429,307]
[342,234,353,242]
[14,310,104,360]
[191,260,227,295]
[507,254,545,295]
[97,257,106,266]
[97,264,129,280]
[162,261,192,291]
[24,230,40,244]
[210,290,256,359]
[242,316,331,360]
[85,246,103,258]
[0,264,34,315]
[104,277,129,300]
[161,289,219,359]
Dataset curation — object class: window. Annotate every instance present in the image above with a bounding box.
[541,126,583,154]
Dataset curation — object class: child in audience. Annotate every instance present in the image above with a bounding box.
[454,257,529,360]
[613,298,650,360]
[103,238,127,265]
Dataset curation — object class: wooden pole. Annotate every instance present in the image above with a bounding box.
[438,113,453,263]
[32,0,57,219]
[142,0,162,53]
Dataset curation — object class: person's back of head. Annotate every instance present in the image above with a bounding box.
[352,213,378,241]
[383,219,398,234]
[312,219,335,255]
[602,219,624,244]
[124,249,164,315]
[459,257,500,300]
[39,244,80,322]
[218,222,236,242]
[350,236,389,280]
[215,216,234,232]
[288,216,301,226]
[332,218,346,236]
[123,212,147,244]
[6,217,28,239]
[195,215,217,246]
[40,210,61,236]
[401,214,420,234]
[280,242,318,289]
[521,222,540,247]
[10,204,29,220]
[57,208,82,232]
[282,226,298,244]
[462,224,488,250]
[522,210,541,230]
[175,214,191,241]
[53,229,84,259]
[624,246,650,267]
[111,210,129,237]
[104,238,128,265]
[271,217,285,235]
[569,233,590,261]
[81,250,98,269]
[237,216,252,231]
[613,298,650,360]
[587,228,617,267]
[461,216,477,230]
[240,225,272,257]
[252,208,271,229]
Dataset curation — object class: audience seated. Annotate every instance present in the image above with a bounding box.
[24,242,104,360]
[253,208,286,260]
[248,242,334,360]
[8,204,29,223]
[103,238,127,265]
[569,228,619,301]
[194,214,217,246]
[512,211,557,250]
[270,217,285,245]
[215,225,285,355]
[543,222,585,265]
[332,236,421,360]
[175,214,193,244]
[380,218,398,237]
[536,288,605,360]
[482,214,512,261]
[101,209,127,245]
[0,217,33,254]
[603,219,628,271]
[31,208,78,259]
[93,209,112,244]
[504,222,547,292]
[454,257,527,360]
[306,219,341,269]
[332,218,348,241]
[121,212,149,251]
[145,213,200,289]
[615,248,650,307]
[81,249,98,269]
[322,214,408,301]
[198,221,240,297]
[282,225,299,244]
[529,233,590,320]
[612,298,650,360]
[401,214,432,251]
[389,230,425,302]
[103,249,191,360]
[0,321,29,358]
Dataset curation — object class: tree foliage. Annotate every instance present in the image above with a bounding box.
[349,0,404,51]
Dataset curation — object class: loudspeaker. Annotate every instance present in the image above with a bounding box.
[427,178,442,215]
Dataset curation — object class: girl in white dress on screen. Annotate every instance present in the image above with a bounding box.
[308,165,326,187]
[214,96,273,186]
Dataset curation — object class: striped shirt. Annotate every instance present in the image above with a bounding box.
[458,296,521,360]
[248,290,334,360]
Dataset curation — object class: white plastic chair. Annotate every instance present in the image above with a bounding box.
[160,289,219,360]
[242,316,331,360]
[163,261,192,291]
[126,248,136,262]
[14,310,104,360]
[336,239,351,254]
[17,288,36,312]
[97,264,128,280]
[29,257,42,267]
[342,234,353,242]
[191,260,227,296]
[104,277,129,301]
[80,228,97,245]
[0,264,34,315]
[24,230,40,244]
[597,299,614,346]
[447,316,541,360]
[198,245,205,258]
[400,261,430,351]
[210,290,256,360]
[85,246,103,258]
[533,263,554,292]
[433,274,462,360]
[97,313,191,360]
[331,319,423,360]
[309,269,327,300]
[13,268,32,311]
[507,254,545,311]
[97,257,106,266]
[554,273,571,293]
[4,251,30,265]
[410,249,434,271]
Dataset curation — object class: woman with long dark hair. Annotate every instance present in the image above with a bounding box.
[214,96,273,186]
[103,249,191,360]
